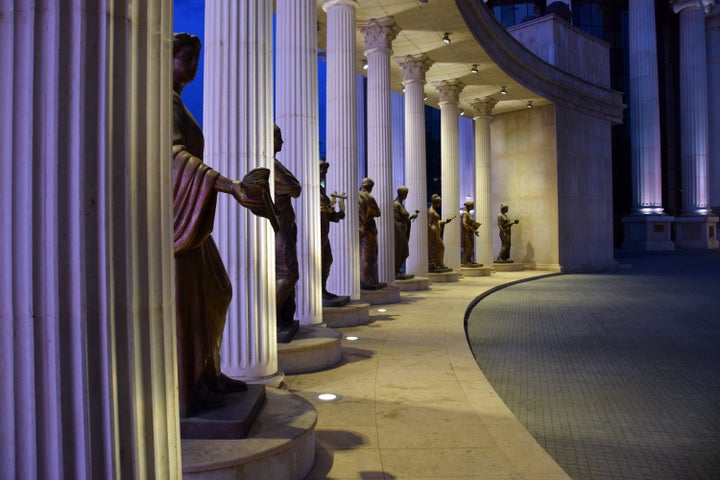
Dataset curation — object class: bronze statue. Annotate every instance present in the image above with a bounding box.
[428,193,456,272]
[172,33,278,418]
[393,186,418,279]
[496,203,519,263]
[320,161,349,307]
[273,125,302,342]
[359,177,384,289]
[461,199,482,266]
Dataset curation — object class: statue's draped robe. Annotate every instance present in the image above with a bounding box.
[427,205,446,270]
[393,198,411,274]
[359,189,381,287]
[274,160,302,329]
[172,91,231,417]
[320,184,345,291]
[461,211,481,264]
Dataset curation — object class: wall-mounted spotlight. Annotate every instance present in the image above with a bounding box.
[527,100,533,108]
[471,64,479,74]
[459,110,465,116]
[362,59,368,70]
[442,32,451,44]
[500,86,507,95]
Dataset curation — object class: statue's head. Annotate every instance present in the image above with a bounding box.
[273,124,283,154]
[464,199,474,210]
[500,203,509,213]
[397,186,409,198]
[431,193,441,206]
[173,33,201,56]
[361,177,374,192]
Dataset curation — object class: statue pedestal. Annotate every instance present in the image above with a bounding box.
[674,215,719,249]
[621,214,675,250]
[428,271,460,283]
[323,301,371,328]
[182,389,316,479]
[277,325,342,375]
[180,384,267,439]
[461,265,492,277]
[493,262,524,272]
[277,320,300,344]
[395,276,430,291]
[360,285,401,305]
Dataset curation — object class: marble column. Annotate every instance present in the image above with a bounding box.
[276,0,322,325]
[434,80,465,272]
[0,2,179,478]
[472,98,498,268]
[395,55,433,277]
[621,0,675,250]
[707,9,720,213]
[324,0,361,300]
[392,91,406,188]
[205,1,280,380]
[361,17,400,286]
[672,0,719,248]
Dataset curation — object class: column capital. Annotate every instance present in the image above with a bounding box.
[360,17,400,54]
[323,0,358,13]
[433,79,465,104]
[395,54,434,84]
[471,97,498,118]
[672,0,716,14]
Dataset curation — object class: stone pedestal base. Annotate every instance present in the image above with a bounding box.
[277,320,300,344]
[323,301,371,328]
[621,214,675,250]
[494,262,524,272]
[360,285,402,305]
[182,389,317,480]
[277,325,343,375]
[395,276,430,291]
[180,385,266,439]
[461,266,492,277]
[675,215,719,249]
[428,271,460,283]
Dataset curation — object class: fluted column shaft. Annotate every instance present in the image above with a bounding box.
[276,0,321,325]
[673,0,714,214]
[707,10,720,210]
[472,98,498,268]
[435,80,465,272]
[0,2,179,478]
[392,91,406,187]
[206,1,278,379]
[324,0,360,299]
[396,55,433,276]
[629,0,664,213]
[362,17,400,286]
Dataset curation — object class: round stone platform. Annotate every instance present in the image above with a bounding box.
[277,325,343,375]
[182,388,317,480]
[493,262,524,272]
[461,265,492,276]
[323,301,371,328]
[360,285,401,305]
[395,276,430,291]
[428,271,460,283]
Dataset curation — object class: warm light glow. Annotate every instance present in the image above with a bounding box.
[317,393,343,402]
[345,336,359,341]
[442,32,451,44]
[377,308,387,313]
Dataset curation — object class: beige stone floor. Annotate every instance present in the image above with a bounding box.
[283,271,572,480]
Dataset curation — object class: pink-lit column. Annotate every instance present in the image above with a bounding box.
[276,0,322,325]
[472,98,498,268]
[361,17,400,286]
[434,80,465,272]
[672,0,719,248]
[396,55,433,277]
[392,91,406,188]
[0,2,179,478]
[324,0,361,300]
[621,0,675,250]
[708,9,720,213]
[205,1,280,380]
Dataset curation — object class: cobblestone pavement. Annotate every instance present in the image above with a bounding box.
[466,250,720,480]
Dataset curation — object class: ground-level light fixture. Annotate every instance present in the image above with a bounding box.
[317,393,343,402]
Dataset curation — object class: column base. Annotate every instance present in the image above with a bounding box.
[674,215,719,249]
[182,389,317,480]
[277,325,343,375]
[493,262,525,272]
[428,271,460,283]
[360,285,402,304]
[323,301,371,328]
[621,214,675,251]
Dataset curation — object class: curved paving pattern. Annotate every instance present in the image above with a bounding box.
[466,250,720,480]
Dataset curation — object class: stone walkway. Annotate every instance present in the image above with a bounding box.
[466,250,720,480]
